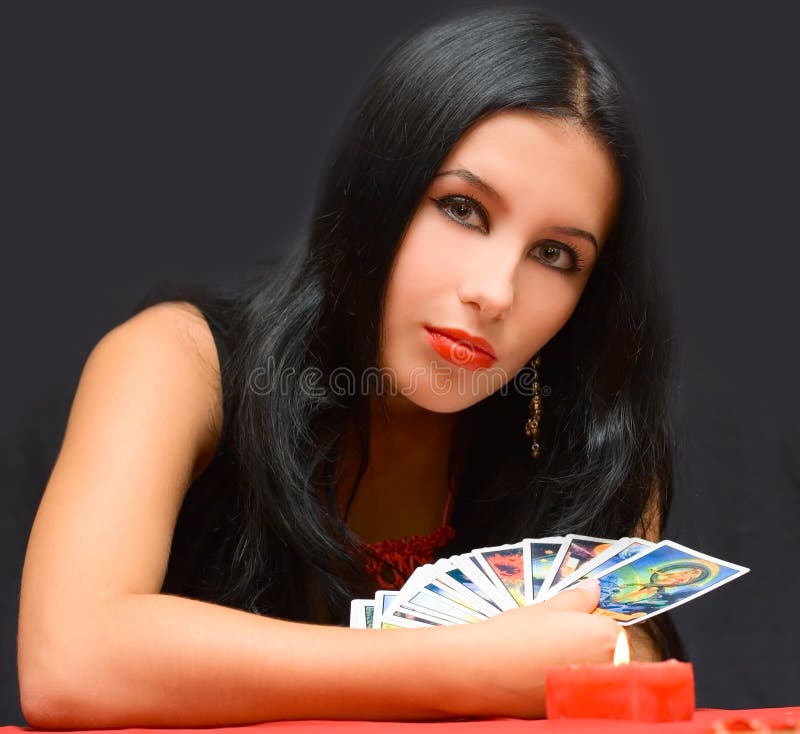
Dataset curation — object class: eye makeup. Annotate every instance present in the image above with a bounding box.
[431,193,588,274]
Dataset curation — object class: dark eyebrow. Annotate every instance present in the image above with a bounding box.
[546,225,598,252]
[434,168,599,252]
[434,168,501,199]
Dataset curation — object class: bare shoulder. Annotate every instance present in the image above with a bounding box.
[111,301,222,468]
[127,300,220,375]
[62,301,228,499]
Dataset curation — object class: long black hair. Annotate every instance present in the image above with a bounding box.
[136,5,685,658]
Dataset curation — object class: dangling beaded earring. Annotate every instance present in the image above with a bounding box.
[524,353,542,458]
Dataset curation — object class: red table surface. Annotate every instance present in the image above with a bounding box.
[2,708,797,734]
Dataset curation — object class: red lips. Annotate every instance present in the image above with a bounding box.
[424,326,497,359]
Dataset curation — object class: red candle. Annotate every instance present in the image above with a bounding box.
[545,629,695,722]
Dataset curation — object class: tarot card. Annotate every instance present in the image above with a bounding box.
[388,601,461,626]
[541,537,654,599]
[384,608,440,627]
[349,599,375,629]
[449,553,518,611]
[385,575,469,627]
[522,537,566,604]
[373,590,407,629]
[394,599,469,625]
[537,533,616,597]
[473,542,528,607]
[567,538,656,586]
[391,566,487,624]
[400,584,486,624]
[414,569,492,622]
[440,556,509,613]
[384,568,458,624]
[383,598,459,628]
[431,559,503,617]
[591,540,750,625]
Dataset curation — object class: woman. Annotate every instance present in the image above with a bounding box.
[18,5,684,726]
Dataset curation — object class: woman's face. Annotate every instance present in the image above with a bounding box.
[380,109,621,414]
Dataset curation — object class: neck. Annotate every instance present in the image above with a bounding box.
[335,393,458,541]
[367,392,456,463]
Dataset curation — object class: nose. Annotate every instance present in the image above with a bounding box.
[457,251,516,320]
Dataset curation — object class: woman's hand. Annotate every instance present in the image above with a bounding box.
[436,578,620,718]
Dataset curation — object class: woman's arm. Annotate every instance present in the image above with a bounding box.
[18,303,620,727]
[21,580,619,727]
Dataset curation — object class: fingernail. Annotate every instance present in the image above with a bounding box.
[576,578,599,591]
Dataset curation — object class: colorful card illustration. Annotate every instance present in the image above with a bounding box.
[432,559,504,617]
[523,538,565,604]
[538,534,615,597]
[560,538,655,594]
[474,543,527,607]
[592,540,750,626]
[451,554,517,611]
[540,537,652,599]
[573,539,655,583]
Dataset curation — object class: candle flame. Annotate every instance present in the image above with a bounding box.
[613,628,630,666]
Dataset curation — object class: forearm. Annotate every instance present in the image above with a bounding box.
[22,592,464,728]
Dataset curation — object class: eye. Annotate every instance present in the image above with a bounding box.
[530,242,586,273]
[432,194,488,232]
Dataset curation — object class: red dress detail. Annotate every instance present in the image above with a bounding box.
[360,490,456,591]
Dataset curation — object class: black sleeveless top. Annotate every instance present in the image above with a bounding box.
[159,302,243,605]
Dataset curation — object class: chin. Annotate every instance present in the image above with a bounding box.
[379,358,510,413]
[394,376,499,413]
[406,392,480,413]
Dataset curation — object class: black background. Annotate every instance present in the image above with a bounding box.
[2,1,798,724]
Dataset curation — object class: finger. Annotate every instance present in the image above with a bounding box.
[540,578,600,613]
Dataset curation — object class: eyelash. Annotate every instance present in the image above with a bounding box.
[432,194,587,273]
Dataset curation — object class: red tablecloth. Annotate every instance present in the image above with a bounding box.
[2,708,797,733]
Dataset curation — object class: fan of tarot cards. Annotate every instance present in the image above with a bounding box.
[349,535,749,630]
